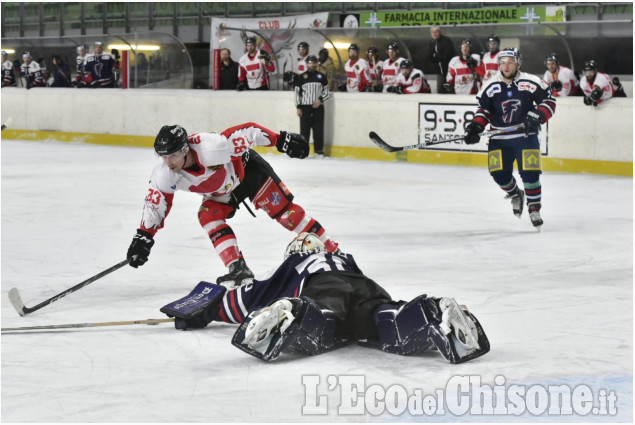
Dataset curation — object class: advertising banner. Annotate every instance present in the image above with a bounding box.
[360,6,565,27]
[210,13,329,88]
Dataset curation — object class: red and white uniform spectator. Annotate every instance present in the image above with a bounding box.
[446,53,481,95]
[381,42,404,92]
[395,66,430,94]
[238,37,276,90]
[343,44,371,92]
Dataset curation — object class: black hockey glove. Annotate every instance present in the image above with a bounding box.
[583,95,594,106]
[386,86,396,93]
[127,229,155,268]
[442,82,453,94]
[277,131,309,159]
[236,81,246,91]
[258,50,270,62]
[463,122,484,145]
[337,83,347,92]
[373,83,383,93]
[590,87,603,102]
[465,57,478,71]
[524,109,545,135]
[550,80,563,91]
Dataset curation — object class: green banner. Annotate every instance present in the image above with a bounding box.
[360,6,562,27]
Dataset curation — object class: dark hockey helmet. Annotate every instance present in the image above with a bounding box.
[305,55,318,63]
[245,36,257,46]
[498,47,522,65]
[544,53,559,67]
[348,43,360,51]
[488,34,500,44]
[1,51,7,58]
[583,60,598,71]
[154,125,188,156]
[297,41,309,50]
[400,59,413,69]
[386,42,400,52]
[284,232,326,259]
[367,46,379,55]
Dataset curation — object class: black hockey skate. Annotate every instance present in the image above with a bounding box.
[528,202,543,229]
[505,189,525,218]
[216,258,254,289]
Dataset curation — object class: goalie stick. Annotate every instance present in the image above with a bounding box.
[1,318,174,332]
[8,259,130,316]
[369,124,526,152]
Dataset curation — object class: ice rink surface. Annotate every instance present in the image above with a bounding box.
[1,140,632,423]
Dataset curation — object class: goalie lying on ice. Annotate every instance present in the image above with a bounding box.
[160,233,490,364]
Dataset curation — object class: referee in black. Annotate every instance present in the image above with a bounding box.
[295,55,329,157]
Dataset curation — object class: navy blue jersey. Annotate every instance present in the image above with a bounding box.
[83,52,117,87]
[216,252,363,323]
[473,71,556,140]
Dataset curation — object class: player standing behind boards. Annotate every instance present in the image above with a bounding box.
[542,53,579,97]
[579,59,623,106]
[295,55,330,158]
[341,44,371,93]
[73,45,88,87]
[445,38,481,95]
[80,41,118,88]
[380,42,404,93]
[1,51,17,87]
[126,123,340,288]
[162,233,490,364]
[19,52,43,89]
[237,37,276,91]
[296,41,309,74]
[366,47,382,92]
[477,34,502,84]
[388,59,431,94]
[463,48,556,229]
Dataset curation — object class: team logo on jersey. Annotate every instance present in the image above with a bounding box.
[486,84,501,97]
[269,191,281,206]
[501,99,522,123]
[518,81,537,93]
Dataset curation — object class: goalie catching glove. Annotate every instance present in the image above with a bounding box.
[127,229,154,268]
[276,131,309,159]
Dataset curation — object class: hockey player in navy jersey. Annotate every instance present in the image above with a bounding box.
[160,233,490,364]
[80,41,118,88]
[464,48,556,229]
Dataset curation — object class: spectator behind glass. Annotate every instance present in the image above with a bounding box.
[427,26,456,93]
[317,48,335,91]
[50,55,71,87]
[219,48,239,90]
[132,52,149,87]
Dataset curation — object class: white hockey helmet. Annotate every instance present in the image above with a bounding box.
[284,232,325,259]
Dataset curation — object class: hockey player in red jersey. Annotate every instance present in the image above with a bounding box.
[126,123,339,288]
[542,53,579,97]
[477,34,502,84]
[237,37,276,90]
[445,39,481,95]
[380,42,404,93]
[388,59,431,94]
[160,233,490,364]
[464,48,556,229]
[341,44,372,93]
[580,60,620,106]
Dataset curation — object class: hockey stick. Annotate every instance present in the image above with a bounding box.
[2,318,174,332]
[8,259,130,316]
[369,124,525,152]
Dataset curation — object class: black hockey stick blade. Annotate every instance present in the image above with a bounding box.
[369,131,402,152]
[7,259,130,316]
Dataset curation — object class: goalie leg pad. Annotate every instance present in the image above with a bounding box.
[362,294,440,355]
[231,297,342,361]
[428,298,490,364]
[160,281,227,330]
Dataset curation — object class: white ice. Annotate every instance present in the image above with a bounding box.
[1,140,632,423]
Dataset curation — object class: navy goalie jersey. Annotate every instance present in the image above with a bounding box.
[216,252,363,324]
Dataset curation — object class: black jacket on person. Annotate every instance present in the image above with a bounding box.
[427,34,456,76]
[51,61,72,87]
[220,59,239,90]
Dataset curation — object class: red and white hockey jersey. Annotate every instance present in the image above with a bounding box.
[395,68,430,94]
[344,58,371,92]
[580,72,615,104]
[367,58,381,88]
[238,52,276,89]
[542,65,579,97]
[477,51,502,83]
[139,123,278,235]
[297,55,308,74]
[380,57,404,92]
[446,54,481,95]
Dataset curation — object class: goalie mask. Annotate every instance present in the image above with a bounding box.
[284,233,325,259]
